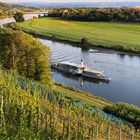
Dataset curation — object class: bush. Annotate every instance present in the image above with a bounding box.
[117,44,126,50]
[103,102,140,129]
[81,38,90,45]
[14,12,25,22]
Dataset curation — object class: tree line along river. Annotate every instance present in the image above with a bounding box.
[1,15,140,107]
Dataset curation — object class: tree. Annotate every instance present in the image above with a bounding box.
[14,12,25,22]
[0,28,52,86]
[48,8,140,22]
[103,103,140,130]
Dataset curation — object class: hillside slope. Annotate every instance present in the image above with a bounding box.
[0,67,139,139]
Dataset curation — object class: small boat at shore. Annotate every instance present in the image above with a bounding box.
[51,60,110,82]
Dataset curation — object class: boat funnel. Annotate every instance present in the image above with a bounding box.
[81,60,84,67]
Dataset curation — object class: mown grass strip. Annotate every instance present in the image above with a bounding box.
[17,17,140,52]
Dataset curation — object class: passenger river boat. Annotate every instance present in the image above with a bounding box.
[51,60,110,82]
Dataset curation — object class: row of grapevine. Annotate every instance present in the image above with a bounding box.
[0,67,139,140]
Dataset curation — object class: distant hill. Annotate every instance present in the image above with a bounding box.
[6,1,140,7]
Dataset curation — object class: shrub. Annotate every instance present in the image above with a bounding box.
[103,102,140,129]
[117,44,126,50]
[81,38,90,45]
[14,12,25,22]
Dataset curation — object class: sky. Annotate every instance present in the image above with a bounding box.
[2,0,140,3]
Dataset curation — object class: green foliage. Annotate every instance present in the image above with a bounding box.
[117,44,126,50]
[48,8,140,22]
[81,38,90,45]
[0,28,52,86]
[14,12,25,22]
[103,102,140,130]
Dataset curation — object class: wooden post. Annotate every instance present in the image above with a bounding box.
[0,95,6,134]
[0,96,3,132]
[88,126,91,140]
[62,118,65,138]
[131,131,134,140]
[77,121,80,140]
[108,122,111,140]
[37,106,40,131]
[119,128,122,140]
[8,92,10,117]
[45,114,48,138]
[67,114,71,140]
[52,120,55,140]
[96,120,99,140]
[1,96,3,109]
[91,125,94,140]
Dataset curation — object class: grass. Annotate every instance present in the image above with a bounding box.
[54,84,110,110]
[17,17,140,50]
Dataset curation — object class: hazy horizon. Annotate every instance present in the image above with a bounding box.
[2,0,140,3]
[2,0,140,7]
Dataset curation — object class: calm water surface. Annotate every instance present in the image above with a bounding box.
[40,39,140,107]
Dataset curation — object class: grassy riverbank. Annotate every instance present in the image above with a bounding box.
[54,83,110,110]
[17,17,140,53]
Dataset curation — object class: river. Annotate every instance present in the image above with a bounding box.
[40,39,140,107]
[0,16,140,107]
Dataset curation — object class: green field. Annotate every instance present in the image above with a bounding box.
[17,17,140,50]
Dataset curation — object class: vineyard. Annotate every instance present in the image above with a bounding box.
[0,67,140,140]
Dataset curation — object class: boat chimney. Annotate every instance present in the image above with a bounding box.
[81,59,84,67]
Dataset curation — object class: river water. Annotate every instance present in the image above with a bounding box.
[0,16,140,107]
[40,39,140,107]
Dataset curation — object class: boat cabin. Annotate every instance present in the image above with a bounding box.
[58,61,88,74]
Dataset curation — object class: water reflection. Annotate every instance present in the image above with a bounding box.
[52,69,109,86]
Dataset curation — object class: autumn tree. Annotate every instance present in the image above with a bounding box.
[0,28,52,86]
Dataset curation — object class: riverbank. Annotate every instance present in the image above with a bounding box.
[16,17,140,55]
[19,28,140,56]
[54,83,111,110]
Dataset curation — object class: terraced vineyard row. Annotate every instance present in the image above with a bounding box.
[0,67,139,139]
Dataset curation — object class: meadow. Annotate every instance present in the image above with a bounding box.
[17,17,140,51]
